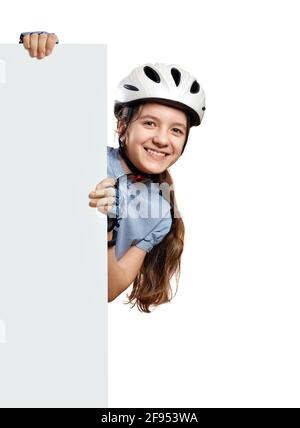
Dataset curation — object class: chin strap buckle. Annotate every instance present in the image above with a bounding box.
[132,174,148,182]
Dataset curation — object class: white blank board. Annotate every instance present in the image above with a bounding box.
[0,45,107,408]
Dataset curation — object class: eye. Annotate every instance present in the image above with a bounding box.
[172,128,184,135]
[143,120,156,127]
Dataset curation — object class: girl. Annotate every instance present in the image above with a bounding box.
[19,33,206,312]
[89,63,206,312]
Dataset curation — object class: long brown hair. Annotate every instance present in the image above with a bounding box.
[115,103,190,313]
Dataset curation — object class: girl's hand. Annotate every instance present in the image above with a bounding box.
[88,177,117,215]
[20,32,59,59]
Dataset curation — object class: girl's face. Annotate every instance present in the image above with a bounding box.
[119,103,188,174]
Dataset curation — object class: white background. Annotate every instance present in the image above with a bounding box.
[1,0,300,408]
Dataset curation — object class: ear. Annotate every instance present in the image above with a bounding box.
[117,120,127,137]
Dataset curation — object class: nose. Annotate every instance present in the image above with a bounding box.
[152,128,169,147]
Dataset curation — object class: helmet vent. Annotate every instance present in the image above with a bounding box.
[190,80,200,94]
[123,84,139,91]
[143,66,161,83]
[171,68,181,86]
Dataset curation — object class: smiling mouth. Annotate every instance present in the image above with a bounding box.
[144,147,170,159]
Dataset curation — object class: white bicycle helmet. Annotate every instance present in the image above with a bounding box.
[114,63,206,127]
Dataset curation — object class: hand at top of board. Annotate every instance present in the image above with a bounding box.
[19,31,59,60]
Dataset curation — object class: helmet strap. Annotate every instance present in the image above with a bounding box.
[118,138,160,182]
[180,114,191,155]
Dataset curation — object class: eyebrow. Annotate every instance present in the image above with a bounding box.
[139,114,187,130]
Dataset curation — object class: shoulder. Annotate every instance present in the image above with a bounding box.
[107,146,120,178]
[107,145,117,157]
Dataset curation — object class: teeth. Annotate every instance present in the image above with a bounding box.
[146,148,166,157]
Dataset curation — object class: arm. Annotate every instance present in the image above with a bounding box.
[90,177,170,302]
[107,233,146,302]
[90,177,136,301]
[107,212,173,302]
